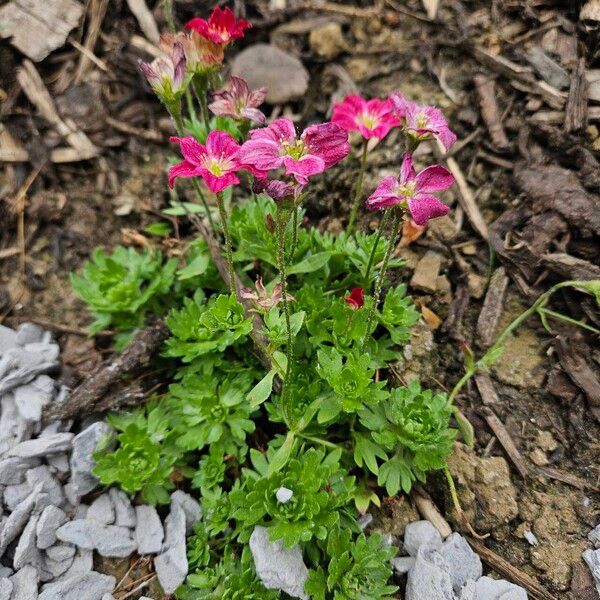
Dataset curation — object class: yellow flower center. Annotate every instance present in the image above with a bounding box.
[396,181,417,197]
[358,111,378,130]
[416,113,429,128]
[281,139,307,160]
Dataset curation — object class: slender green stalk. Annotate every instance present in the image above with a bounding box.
[447,279,593,404]
[163,0,176,31]
[216,192,235,291]
[286,206,299,265]
[185,88,197,122]
[276,205,294,423]
[194,78,211,125]
[168,104,185,137]
[346,140,369,234]
[361,209,402,351]
[364,208,391,285]
[192,179,217,232]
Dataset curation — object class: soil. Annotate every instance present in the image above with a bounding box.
[2,1,599,599]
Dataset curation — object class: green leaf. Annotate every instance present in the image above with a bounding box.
[178,253,209,280]
[247,369,277,407]
[287,252,331,275]
[267,432,295,476]
[453,406,474,447]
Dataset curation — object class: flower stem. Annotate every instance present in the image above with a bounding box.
[276,205,294,423]
[364,208,391,285]
[194,77,211,125]
[361,208,402,352]
[346,140,369,234]
[286,206,299,265]
[192,179,217,232]
[163,0,175,31]
[216,192,235,292]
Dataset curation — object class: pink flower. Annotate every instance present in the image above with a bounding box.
[185,7,251,46]
[209,76,267,124]
[138,42,186,101]
[391,91,456,151]
[254,178,299,203]
[331,94,400,140]
[240,277,294,310]
[366,154,454,225]
[239,118,350,184]
[168,131,241,193]
[343,287,365,310]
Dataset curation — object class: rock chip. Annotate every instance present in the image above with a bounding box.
[0,482,42,557]
[249,525,309,599]
[50,548,92,583]
[56,520,136,558]
[9,565,39,600]
[231,44,309,104]
[0,578,12,600]
[391,555,415,575]
[14,514,41,569]
[588,524,600,549]
[0,325,17,354]
[16,323,47,346]
[43,544,75,579]
[411,251,442,293]
[69,422,113,497]
[171,490,201,534]
[13,374,55,422]
[583,549,600,595]
[0,456,38,485]
[405,545,454,600]
[39,571,116,600]
[308,22,348,59]
[26,464,65,507]
[135,505,164,554]
[87,493,115,525]
[474,576,528,599]
[37,505,68,549]
[404,520,443,557]
[4,482,33,511]
[154,501,187,594]
[439,533,482,592]
[8,432,73,458]
[109,488,136,528]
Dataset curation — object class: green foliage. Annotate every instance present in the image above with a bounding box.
[230,448,355,547]
[305,528,397,600]
[359,380,456,495]
[71,246,177,346]
[164,294,253,361]
[92,403,182,504]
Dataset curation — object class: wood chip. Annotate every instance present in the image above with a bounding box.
[0,0,83,62]
[16,60,98,162]
[564,57,588,133]
[525,46,570,90]
[0,124,29,162]
[412,486,452,538]
[126,0,160,43]
[476,267,509,348]
[556,335,600,410]
[536,466,600,492]
[410,251,442,293]
[541,253,600,280]
[75,0,109,84]
[473,75,510,150]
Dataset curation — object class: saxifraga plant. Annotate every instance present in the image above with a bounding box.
[74,5,600,598]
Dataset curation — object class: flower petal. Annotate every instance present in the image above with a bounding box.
[170,135,206,166]
[302,122,350,168]
[365,175,401,211]
[283,154,326,184]
[205,131,240,163]
[239,139,283,171]
[250,118,296,144]
[415,164,454,193]
[399,153,416,184]
[168,160,200,188]
[408,194,449,226]
[203,171,239,193]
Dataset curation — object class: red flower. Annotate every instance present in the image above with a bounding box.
[185,7,251,46]
[344,287,365,310]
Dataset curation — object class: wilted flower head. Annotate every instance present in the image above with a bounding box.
[240,277,294,310]
[185,7,251,46]
[168,131,241,193]
[391,91,456,151]
[366,153,454,226]
[343,287,365,310]
[253,178,299,203]
[239,118,350,185]
[332,94,400,140]
[138,42,186,101]
[209,76,267,124]
[160,31,224,74]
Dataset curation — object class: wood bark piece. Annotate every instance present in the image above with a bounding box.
[75,0,109,83]
[0,124,29,162]
[16,60,99,162]
[44,318,169,420]
[475,372,529,479]
[126,0,160,43]
[541,253,600,280]
[473,75,510,150]
[564,58,588,133]
[467,537,557,600]
[476,267,509,348]
[0,0,83,62]
[412,486,452,538]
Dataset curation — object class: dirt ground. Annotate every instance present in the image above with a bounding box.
[2,0,600,598]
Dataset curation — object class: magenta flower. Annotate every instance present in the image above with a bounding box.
[239,118,350,185]
[185,7,251,46]
[331,94,400,140]
[391,91,456,151]
[168,131,241,193]
[343,287,365,310]
[138,42,187,102]
[209,76,267,124]
[366,154,454,225]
